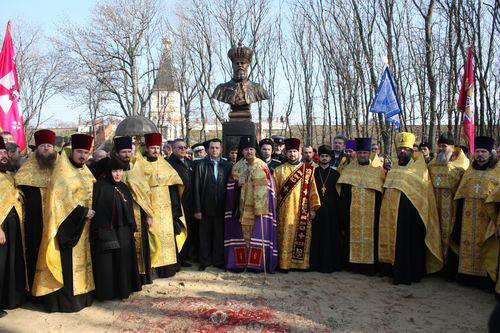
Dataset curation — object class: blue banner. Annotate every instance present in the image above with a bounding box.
[369,67,402,129]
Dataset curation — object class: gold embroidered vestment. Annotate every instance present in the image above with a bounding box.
[32,152,95,296]
[379,155,443,274]
[273,162,320,270]
[337,158,385,264]
[454,162,499,280]
[428,148,469,261]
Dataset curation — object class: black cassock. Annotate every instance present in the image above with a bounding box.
[380,193,426,285]
[91,178,141,301]
[0,208,26,310]
[19,185,43,292]
[41,205,93,313]
[309,166,342,273]
[339,184,382,275]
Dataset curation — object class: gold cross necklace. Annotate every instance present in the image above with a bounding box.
[318,166,331,196]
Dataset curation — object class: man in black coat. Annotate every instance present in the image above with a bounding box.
[168,139,197,266]
[193,138,231,270]
[331,135,347,170]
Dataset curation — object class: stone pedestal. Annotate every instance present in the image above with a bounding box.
[222,121,256,157]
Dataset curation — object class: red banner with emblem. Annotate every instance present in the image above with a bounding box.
[457,47,474,153]
[0,21,26,150]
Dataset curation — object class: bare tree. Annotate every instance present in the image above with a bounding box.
[7,20,61,141]
[289,5,318,146]
[166,0,499,146]
[412,0,437,143]
[55,0,166,118]
[169,17,200,143]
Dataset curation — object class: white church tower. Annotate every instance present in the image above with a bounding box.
[150,38,182,140]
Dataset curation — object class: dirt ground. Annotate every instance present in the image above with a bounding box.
[0,267,496,333]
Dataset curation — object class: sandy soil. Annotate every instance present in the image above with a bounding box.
[0,267,496,333]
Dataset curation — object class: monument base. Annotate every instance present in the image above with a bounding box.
[222,121,256,158]
[228,104,252,121]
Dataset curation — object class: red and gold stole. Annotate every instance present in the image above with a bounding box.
[277,163,315,261]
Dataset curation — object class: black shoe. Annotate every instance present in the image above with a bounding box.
[0,309,7,318]
[198,265,206,271]
[181,261,193,268]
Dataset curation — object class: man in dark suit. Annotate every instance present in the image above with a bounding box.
[193,138,231,271]
[168,139,197,267]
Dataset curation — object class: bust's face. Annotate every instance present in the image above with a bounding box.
[232,59,249,81]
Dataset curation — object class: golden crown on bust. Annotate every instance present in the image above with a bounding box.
[228,42,253,63]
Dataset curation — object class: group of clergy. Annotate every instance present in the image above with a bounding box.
[307,132,499,293]
[0,128,498,318]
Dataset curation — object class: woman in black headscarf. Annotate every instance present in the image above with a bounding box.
[91,157,141,301]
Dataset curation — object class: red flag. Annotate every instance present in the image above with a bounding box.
[0,21,26,150]
[457,47,474,153]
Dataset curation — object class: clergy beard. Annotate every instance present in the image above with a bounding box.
[0,161,14,172]
[69,155,85,168]
[436,150,452,165]
[146,155,158,162]
[36,150,57,169]
[472,157,496,170]
[319,162,330,169]
[118,160,130,171]
[397,152,412,166]
[358,159,370,166]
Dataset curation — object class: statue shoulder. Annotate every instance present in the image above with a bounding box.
[212,80,237,102]
[247,80,269,100]
[213,80,235,92]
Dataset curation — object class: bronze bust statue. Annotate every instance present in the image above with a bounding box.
[212,43,269,120]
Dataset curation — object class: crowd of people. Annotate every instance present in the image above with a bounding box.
[0,129,499,323]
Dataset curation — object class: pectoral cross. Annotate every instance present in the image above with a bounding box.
[435,176,441,186]
[474,184,481,193]
[321,184,327,196]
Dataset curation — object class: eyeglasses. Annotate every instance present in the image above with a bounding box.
[176,146,188,150]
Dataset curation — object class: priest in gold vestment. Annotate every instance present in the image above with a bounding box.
[427,132,469,274]
[32,134,96,312]
[15,129,58,293]
[379,132,443,285]
[485,183,500,296]
[0,137,25,318]
[452,136,499,290]
[127,133,186,279]
[273,138,320,270]
[338,137,386,275]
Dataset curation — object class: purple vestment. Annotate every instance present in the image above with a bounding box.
[224,176,278,273]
